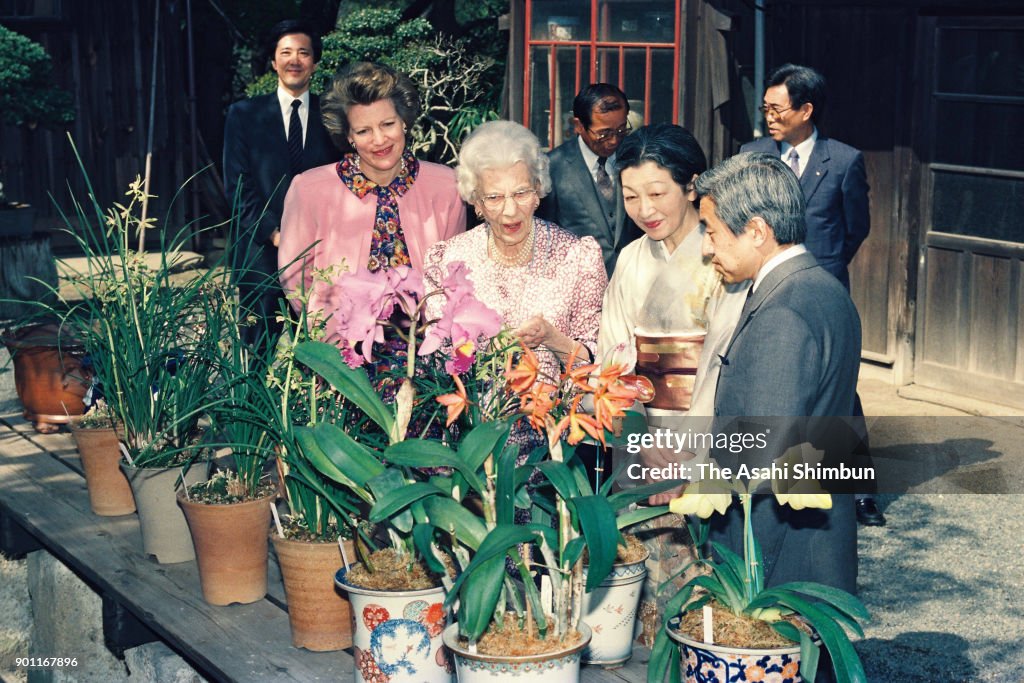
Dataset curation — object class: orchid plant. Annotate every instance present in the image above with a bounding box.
[649,469,869,683]
[290,261,506,572]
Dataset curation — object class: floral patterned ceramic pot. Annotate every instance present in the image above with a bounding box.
[581,551,648,666]
[666,615,805,683]
[442,621,591,682]
[335,566,452,683]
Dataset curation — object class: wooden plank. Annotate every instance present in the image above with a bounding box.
[0,425,351,682]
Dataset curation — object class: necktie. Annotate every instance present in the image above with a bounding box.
[288,99,303,174]
[595,157,614,202]
[787,148,800,177]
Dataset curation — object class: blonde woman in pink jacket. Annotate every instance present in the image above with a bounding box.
[279,62,466,317]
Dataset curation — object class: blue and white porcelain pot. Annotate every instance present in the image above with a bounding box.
[336,566,452,683]
[442,621,591,682]
[666,614,805,683]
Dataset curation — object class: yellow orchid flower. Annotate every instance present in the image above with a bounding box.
[774,492,833,510]
[669,490,733,519]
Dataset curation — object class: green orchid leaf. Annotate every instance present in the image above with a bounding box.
[367,469,413,533]
[535,460,580,501]
[421,496,487,550]
[562,536,586,570]
[457,418,513,471]
[295,341,394,433]
[444,524,537,608]
[616,505,670,530]
[456,551,507,642]
[607,480,684,510]
[770,593,867,683]
[798,628,821,682]
[770,582,870,622]
[572,494,621,592]
[494,433,518,526]
[383,439,486,494]
[369,482,447,523]
[412,521,445,574]
[771,619,802,643]
[295,423,384,488]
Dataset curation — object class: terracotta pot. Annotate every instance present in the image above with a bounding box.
[336,566,451,683]
[122,462,208,564]
[69,421,135,516]
[666,615,804,683]
[582,551,649,667]
[178,492,274,605]
[443,621,592,682]
[271,535,355,651]
[2,323,90,431]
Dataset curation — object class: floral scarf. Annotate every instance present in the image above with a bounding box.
[337,150,419,272]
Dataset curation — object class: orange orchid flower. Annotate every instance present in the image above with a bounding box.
[556,395,606,446]
[520,382,558,432]
[560,344,598,393]
[506,346,540,395]
[436,374,471,427]
[591,368,641,431]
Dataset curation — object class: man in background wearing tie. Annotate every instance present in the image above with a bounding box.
[223,19,340,346]
[741,63,883,526]
[538,83,642,276]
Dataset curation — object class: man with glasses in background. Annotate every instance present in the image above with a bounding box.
[742,63,883,527]
[539,83,642,276]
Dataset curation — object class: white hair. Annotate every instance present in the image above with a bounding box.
[455,120,552,202]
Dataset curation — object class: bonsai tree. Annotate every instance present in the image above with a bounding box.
[0,24,74,128]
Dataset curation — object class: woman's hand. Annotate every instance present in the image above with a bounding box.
[514,314,587,359]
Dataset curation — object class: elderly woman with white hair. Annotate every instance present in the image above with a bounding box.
[425,121,607,380]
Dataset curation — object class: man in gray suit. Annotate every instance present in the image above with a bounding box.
[742,64,883,525]
[697,151,860,594]
[537,84,642,276]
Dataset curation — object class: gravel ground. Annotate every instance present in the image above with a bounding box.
[857,493,1024,682]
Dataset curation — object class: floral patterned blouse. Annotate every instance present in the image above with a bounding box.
[424,218,608,385]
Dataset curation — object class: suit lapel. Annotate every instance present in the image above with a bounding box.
[565,142,614,235]
[722,252,818,358]
[800,138,829,203]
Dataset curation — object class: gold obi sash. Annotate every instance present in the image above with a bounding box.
[635,332,705,411]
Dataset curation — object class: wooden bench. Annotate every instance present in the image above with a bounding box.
[0,414,649,683]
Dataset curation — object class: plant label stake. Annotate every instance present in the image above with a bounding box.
[338,538,351,571]
[703,604,714,644]
[270,503,284,538]
[119,442,135,467]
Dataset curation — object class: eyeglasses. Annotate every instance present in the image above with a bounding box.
[479,188,538,210]
[758,104,794,119]
[587,122,633,142]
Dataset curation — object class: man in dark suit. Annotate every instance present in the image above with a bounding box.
[741,64,883,525]
[223,19,340,346]
[697,151,860,594]
[537,84,641,276]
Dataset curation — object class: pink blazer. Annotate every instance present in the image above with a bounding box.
[279,160,467,315]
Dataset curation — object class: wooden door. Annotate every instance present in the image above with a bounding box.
[914,15,1024,408]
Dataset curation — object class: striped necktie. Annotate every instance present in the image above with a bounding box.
[288,99,303,174]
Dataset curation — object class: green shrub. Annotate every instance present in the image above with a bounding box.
[0,24,74,127]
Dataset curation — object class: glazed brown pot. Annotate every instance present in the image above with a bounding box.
[69,421,135,516]
[271,534,354,651]
[178,492,274,605]
[2,323,90,431]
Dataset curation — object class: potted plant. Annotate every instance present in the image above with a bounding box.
[176,294,284,605]
[292,263,507,683]
[649,475,870,683]
[267,276,361,651]
[69,400,135,516]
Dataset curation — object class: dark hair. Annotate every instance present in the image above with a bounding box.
[695,152,806,245]
[767,63,826,122]
[614,123,707,192]
[321,62,420,151]
[572,83,629,128]
[266,20,322,63]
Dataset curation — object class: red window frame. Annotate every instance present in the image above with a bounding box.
[523,0,681,147]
